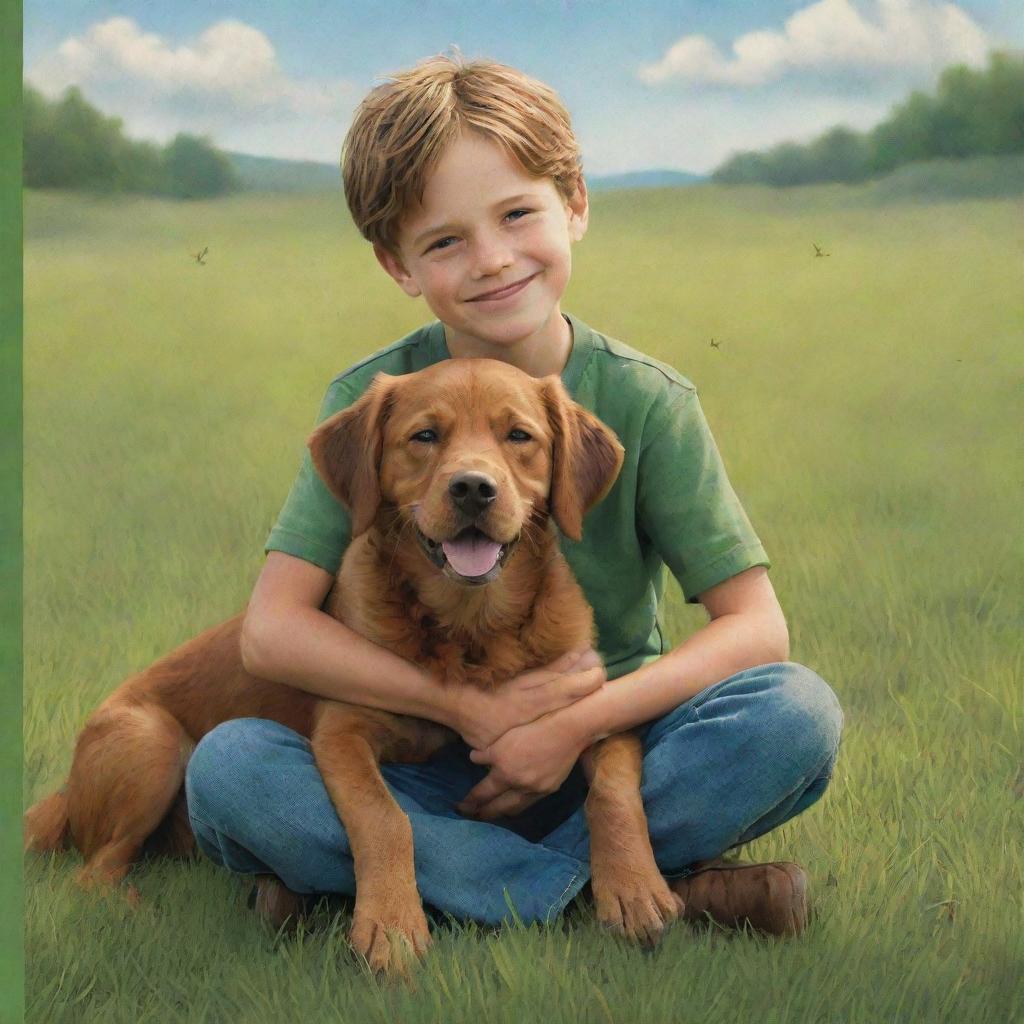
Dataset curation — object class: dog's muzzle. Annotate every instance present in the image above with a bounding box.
[415,525,518,586]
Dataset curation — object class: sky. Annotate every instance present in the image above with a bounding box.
[22,0,1024,175]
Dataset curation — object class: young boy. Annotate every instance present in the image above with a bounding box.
[185,55,843,940]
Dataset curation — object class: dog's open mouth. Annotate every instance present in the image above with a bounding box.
[416,526,517,586]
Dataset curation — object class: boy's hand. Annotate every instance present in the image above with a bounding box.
[457,708,590,820]
[453,650,604,751]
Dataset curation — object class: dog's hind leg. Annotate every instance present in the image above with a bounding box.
[66,702,193,898]
[144,790,197,860]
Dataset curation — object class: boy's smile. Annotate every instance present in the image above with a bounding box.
[374,131,588,377]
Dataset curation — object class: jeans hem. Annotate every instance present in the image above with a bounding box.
[543,868,589,922]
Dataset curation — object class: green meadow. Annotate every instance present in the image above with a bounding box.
[23,181,1022,1022]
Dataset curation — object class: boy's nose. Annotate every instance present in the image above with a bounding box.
[471,236,514,278]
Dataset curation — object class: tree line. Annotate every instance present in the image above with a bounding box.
[23,85,241,199]
[712,51,1024,187]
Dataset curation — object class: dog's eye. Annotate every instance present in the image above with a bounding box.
[507,429,532,443]
[411,429,438,444]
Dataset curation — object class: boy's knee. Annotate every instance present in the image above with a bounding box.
[766,663,844,774]
[185,718,306,817]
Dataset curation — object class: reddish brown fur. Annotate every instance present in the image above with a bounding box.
[25,358,679,972]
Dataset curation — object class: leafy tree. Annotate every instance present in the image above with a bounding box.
[966,50,1024,155]
[717,126,881,186]
[163,134,241,199]
[712,51,1024,187]
[119,139,167,194]
[23,85,241,198]
[25,85,120,189]
[869,90,936,174]
[23,84,61,188]
[805,126,874,184]
[712,150,769,185]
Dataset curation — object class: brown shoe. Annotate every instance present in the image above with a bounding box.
[668,859,810,937]
[251,875,308,934]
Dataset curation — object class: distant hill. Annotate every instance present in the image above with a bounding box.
[227,152,341,192]
[227,151,705,194]
[587,169,706,191]
[853,153,1024,204]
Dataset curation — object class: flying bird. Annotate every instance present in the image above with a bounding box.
[709,338,721,350]
[191,247,209,265]
[813,243,830,258]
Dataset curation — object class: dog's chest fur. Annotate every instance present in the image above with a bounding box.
[327,526,595,690]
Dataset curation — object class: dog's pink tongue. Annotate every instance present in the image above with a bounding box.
[442,534,502,577]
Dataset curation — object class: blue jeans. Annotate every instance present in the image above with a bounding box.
[185,662,842,926]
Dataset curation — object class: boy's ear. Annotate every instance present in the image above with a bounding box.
[373,243,422,298]
[567,175,589,243]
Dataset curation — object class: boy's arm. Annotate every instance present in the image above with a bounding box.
[569,565,782,741]
[241,552,459,726]
[567,565,787,743]
[460,566,787,818]
[240,551,604,750]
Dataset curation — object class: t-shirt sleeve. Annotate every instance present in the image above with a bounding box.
[636,387,769,603]
[264,380,357,574]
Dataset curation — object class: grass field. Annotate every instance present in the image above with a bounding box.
[23,181,1023,1023]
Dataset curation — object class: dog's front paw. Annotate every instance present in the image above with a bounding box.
[591,866,684,948]
[349,897,432,977]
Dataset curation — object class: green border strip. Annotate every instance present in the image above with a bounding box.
[1,0,24,1021]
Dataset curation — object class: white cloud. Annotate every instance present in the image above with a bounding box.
[638,0,992,87]
[28,17,353,118]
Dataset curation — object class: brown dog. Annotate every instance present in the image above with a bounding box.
[24,357,682,973]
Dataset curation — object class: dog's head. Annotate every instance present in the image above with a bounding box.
[309,358,624,587]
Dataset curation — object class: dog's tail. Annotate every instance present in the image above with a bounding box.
[24,788,71,854]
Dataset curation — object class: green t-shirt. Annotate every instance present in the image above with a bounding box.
[267,313,769,680]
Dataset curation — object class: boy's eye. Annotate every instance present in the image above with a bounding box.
[505,209,530,223]
[411,428,439,443]
[427,236,457,253]
[507,428,532,443]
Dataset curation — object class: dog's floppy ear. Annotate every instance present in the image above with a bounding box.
[541,376,624,541]
[308,373,397,537]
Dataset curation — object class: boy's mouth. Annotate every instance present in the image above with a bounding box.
[467,273,538,303]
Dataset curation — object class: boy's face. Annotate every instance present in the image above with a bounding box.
[375,130,588,358]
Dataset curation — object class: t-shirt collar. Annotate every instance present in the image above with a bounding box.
[425,312,594,396]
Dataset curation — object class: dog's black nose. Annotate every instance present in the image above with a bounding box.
[449,471,497,517]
